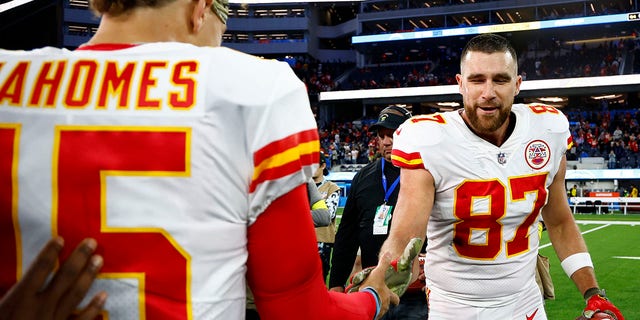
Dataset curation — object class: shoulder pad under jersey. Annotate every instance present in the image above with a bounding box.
[522,104,569,134]
[395,113,447,147]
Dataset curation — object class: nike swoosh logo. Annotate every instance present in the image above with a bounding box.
[526,308,539,320]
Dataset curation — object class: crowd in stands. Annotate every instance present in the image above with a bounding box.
[345,37,637,90]
[285,55,353,97]
[520,39,633,81]
[317,120,379,169]
[312,106,640,171]
[281,36,638,94]
[567,107,640,169]
[275,31,640,171]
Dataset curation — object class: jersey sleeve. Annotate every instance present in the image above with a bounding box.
[246,61,319,224]
[524,104,572,159]
[247,184,377,319]
[391,113,446,170]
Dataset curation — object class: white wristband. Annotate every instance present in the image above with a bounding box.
[561,252,593,278]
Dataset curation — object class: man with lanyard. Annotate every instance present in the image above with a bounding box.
[330,106,428,319]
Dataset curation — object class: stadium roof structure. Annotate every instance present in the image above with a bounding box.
[352,12,639,45]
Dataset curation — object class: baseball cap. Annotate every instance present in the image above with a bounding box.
[319,151,329,176]
[369,106,412,132]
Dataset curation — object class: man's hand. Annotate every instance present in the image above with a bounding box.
[346,238,423,296]
[0,237,107,320]
[579,290,624,320]
[358,253,400,320]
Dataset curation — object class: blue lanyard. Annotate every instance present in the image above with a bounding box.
[381,159,400,204]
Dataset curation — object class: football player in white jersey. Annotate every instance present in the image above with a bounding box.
[0,0,400,318]
[380,34,624,319]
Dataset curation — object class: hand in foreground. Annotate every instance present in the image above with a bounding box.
[0,237,107,320]
[576,289,624,320]
[358,252,400,320]
[346,238,423,296]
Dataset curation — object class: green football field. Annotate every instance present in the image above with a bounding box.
[541,214,640,319]
[334,210,640,318]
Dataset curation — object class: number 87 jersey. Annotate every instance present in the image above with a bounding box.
[391,104,572,307]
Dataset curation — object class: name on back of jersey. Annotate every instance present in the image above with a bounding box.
[0,58,199,111]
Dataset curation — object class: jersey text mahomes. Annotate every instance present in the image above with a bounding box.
[0,59,198,111]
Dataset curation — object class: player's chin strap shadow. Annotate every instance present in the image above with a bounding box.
[346,238,423,297]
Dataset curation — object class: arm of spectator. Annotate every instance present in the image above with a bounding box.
[307,179,331,227]
[325,189,341,220]
[247,184,397,319]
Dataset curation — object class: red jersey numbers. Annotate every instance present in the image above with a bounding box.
[410,113,446,124]
[453,173,548,260]
[0,125,20,293]
[528,104,559,114]
[0,126,193,319]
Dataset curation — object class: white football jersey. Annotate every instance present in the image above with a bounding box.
[392,104,571,307]
[0,43,317,319]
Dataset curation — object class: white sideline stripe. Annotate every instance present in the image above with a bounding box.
[612,256,640,260]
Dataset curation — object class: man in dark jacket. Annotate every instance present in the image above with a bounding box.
[329,106,428,319]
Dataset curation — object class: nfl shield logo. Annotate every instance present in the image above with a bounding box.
[497,152,506,164]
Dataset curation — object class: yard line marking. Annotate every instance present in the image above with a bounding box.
[580,224,611,235]
[612,256,640,260]
[540,224,611,249]
[575,220,640,226]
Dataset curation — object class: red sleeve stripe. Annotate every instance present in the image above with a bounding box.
[567,136,573,150]
[391,149,423,169]
[250,129,319,192]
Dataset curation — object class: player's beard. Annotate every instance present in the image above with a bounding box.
[465,103,510,135]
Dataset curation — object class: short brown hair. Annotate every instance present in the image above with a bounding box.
[460,33,518,73]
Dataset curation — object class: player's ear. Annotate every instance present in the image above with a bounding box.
[191,0,212,33]
[514,74,522,96]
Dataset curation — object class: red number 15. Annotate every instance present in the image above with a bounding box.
[0,125,192,319]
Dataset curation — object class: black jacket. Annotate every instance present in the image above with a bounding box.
[329,158,400,289]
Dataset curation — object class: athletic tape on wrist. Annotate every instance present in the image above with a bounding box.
[560,252,593,278]
[361,286,381,320]
[583,287,605,301]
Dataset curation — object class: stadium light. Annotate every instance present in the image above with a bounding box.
[318,74,640,102]
[230,0,363,3]
[352,12,640,44]
[0,0,34,14]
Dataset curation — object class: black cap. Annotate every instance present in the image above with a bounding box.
[369,106,412,132]
[319,151,329,176]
